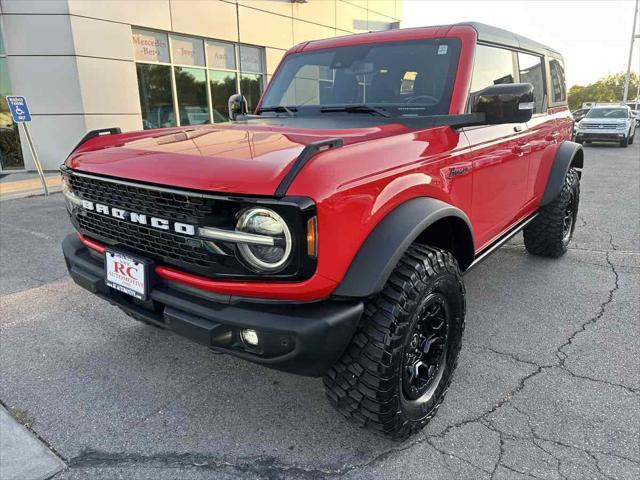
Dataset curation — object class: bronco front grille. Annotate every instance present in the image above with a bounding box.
[64,170,314,280]
[68,174,214,222]
[76,212,216,269]
[68,174,229,275]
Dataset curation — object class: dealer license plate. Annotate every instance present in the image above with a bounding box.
[105,250,149,300]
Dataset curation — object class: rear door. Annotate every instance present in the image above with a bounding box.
[463,44,531,249]
[516,51,558,213]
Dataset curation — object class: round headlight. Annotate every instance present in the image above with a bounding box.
[235,208,292,272]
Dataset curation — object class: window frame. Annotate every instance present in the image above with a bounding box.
[131,27,266,127]
[466,42,550,119]
[516,50,547,117]
[546,53,567,107]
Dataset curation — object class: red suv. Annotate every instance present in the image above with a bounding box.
[61,23,582,439]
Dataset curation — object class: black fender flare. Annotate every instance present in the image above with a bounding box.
[539,141,584,206]
[333,197,475,298]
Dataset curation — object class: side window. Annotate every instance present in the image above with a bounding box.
[549,58,566,103]
[518,52,546,113]
[469,45,516,108]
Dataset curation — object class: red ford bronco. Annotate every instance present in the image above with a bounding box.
[61,23,582,439]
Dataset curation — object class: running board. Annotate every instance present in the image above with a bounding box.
[464,213,538,273]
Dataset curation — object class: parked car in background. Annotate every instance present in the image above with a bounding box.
[571,108,590,123]
[575,106,636,147]
[631,109,640,127]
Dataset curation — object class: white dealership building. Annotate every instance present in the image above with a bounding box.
[0,0,402,172]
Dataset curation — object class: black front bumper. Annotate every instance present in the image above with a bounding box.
[62,234,363,376]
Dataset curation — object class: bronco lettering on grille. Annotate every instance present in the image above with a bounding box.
[80,200,196,236]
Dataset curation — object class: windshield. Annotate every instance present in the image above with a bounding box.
[585,108,628,119]
[260,38,461,117]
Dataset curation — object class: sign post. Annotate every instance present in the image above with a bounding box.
[6,96,48,196]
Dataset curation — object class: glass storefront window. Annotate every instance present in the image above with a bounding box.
[240,74,264,113]
[132,28,266,128]
[239,45,264,74]
[207,41,236,70]
[171,34,205,67]
[209,70,237,122]
[132,29,170,63]
[174,67,209,125]
[136,63,176,130]
[0,28,25,170]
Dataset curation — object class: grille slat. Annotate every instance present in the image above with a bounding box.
[68,174,226,275]
[582,123,620,129]
[68,174,213,222]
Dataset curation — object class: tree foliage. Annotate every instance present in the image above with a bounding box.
[568,73,639,110]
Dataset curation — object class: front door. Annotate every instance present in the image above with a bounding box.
[464,123,531,249]
[463,44,533,249]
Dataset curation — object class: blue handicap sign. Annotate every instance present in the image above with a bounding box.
[6,96,32,122]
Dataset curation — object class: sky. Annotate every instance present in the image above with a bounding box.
[401,0,639,88]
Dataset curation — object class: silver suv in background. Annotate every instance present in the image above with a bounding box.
[575,106,637,147]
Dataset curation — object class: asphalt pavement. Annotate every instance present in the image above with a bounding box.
[0,137,638,479]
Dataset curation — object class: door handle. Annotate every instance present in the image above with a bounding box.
[545,132,560,142]
[512,143,531,155]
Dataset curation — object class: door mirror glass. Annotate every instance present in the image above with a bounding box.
[228,93,247,121]
[472,83,534,124]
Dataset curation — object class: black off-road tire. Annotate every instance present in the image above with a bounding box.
[628,131,634,144]
[323,245,465,440]
[523,167,580,258]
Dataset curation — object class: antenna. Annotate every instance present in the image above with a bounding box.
[622,0,639,104]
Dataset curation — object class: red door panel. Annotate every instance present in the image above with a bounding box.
[463,123,530,249]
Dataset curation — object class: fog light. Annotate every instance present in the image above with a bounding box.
[241,329,259,347]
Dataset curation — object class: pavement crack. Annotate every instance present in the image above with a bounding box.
[586,450,619,480]
[498,463,550,480]
[423,436,494,476]
[468,343,547,369]
[509,404,640,469]
[556,249,619,367]
[68,449,340,478]
[486,425,504,480]
[532,439,568,480]
[558,366,639,395]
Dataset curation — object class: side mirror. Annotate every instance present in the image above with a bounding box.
[472,83,534,124]
[228,94,248,121]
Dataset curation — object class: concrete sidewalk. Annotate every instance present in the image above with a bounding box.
[0,172,61,201]
[0,406,65,480]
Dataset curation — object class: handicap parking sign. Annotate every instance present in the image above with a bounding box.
[6,96,32,122]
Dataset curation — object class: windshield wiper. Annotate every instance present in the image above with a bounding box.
[320,104,391,117]
[256,105,297,116]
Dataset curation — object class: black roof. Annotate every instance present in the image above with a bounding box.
[457,22,561,57]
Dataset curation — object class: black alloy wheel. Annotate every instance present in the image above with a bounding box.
[561,189,576,245]
[402,294,449,402]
